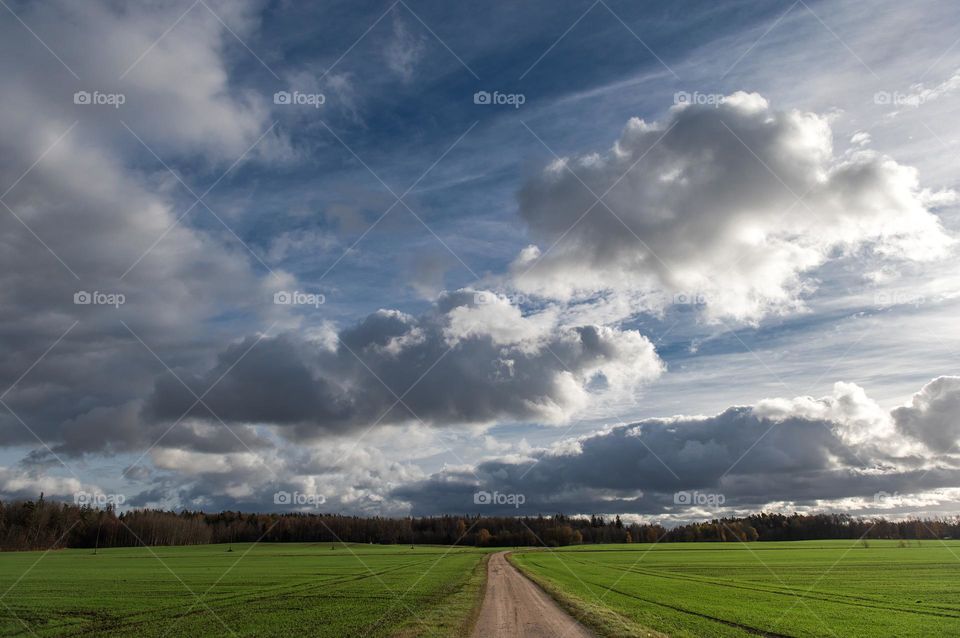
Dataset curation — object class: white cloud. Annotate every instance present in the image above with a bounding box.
[850,131,871,146]
[443,290,558,348]
[513,92,954,322]
[893,376,960,452]
[0,467,87,501]
[135,428,431,516]
[151,448,269,475]
[4,0,285,161]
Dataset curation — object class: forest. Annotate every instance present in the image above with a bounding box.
[2,495,957,551]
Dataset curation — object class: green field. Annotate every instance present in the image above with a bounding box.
[510,540,960,637]
[0,543,490,637]
[5,540,960,637]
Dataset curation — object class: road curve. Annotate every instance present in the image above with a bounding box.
[471,551,594,638]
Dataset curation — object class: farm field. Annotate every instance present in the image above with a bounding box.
[0,543,490,637]
[510,540,960,637]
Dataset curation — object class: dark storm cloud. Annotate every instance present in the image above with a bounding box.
[147,291,663,436]
[393,378,960,517]
[0,0,288,460]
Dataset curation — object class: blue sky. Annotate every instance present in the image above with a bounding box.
[1,0,960,522]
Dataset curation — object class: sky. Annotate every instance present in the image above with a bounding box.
[1,0,960,524]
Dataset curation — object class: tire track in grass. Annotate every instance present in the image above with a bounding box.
[560,555,960,620]
[520,558,790,638]
[60,557,441,637]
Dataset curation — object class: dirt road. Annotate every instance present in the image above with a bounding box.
[471,551,593,638]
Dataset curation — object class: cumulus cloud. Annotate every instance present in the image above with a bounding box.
[893,376,960,453]
[0,467,85,501]
[513,92,954,322]
[4,0,284,160]
[127,426,433,517]
[146,290,664,437]
[393,377,960,518]
[0,0,290,459]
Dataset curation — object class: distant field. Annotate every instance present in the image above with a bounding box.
[510,540,960,637]
[0,543,490,637]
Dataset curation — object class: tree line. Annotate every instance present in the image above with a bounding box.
[2,496,958,551]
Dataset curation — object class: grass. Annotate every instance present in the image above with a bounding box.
[8,539,958,637]
[510,540,960,637]
[0,543,492,637]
